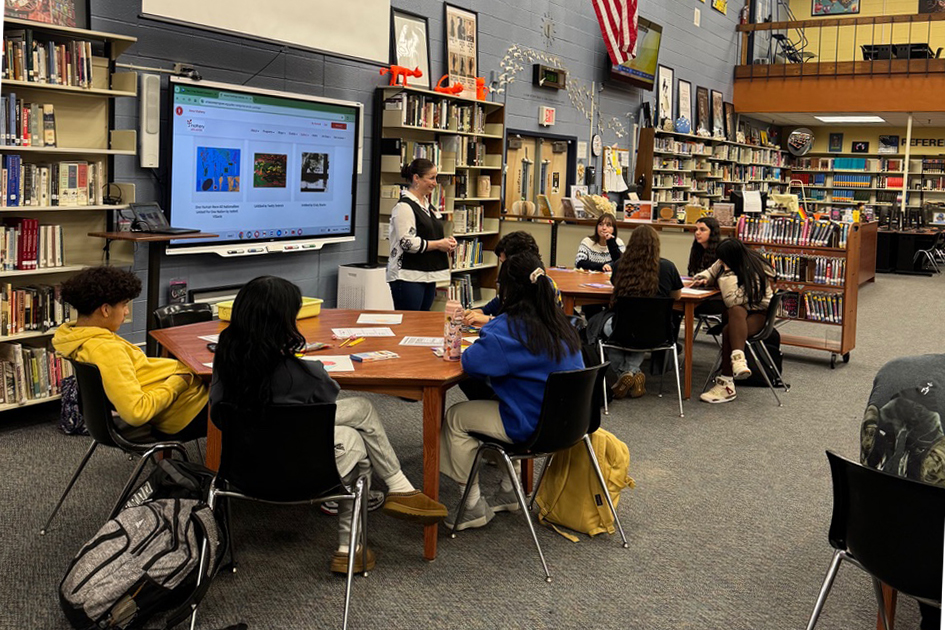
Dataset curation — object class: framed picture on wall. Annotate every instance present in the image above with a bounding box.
[695,86,710,134]
[677,79,692,133]
[4,0,89,28]
[723,102,736,142]
[828,133,844,152]
[878,135,900,154]
[710,90,724,138]
[919,0,945,13]
[812,0,860,16]
[851,141,870,153]
[391,8,432,89]
[712,0,728,14]
[445,3,479,94]
[656,65,674,131]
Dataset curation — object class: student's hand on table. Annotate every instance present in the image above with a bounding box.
[463,310,491,326]
[602,264,612,273]
[689,277,707,288]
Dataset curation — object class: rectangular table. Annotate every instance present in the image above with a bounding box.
[151,309,464,561]
[547,268,719,400]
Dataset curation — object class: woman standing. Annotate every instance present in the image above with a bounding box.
[687,216,721,276]
[387,158,456,310]
[575,213,624,272]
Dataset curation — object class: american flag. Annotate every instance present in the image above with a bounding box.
[592,0,639,66]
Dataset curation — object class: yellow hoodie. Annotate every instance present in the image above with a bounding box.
[53,323,208,435]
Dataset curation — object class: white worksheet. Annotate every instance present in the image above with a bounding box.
[331,327,396,338]
[356,313,403,325]
[300,355,355,372]
[681,287,715,296]
[399,336,442,346]
[198,334,219,342]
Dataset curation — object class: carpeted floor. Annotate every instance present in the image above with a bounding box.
[1,273,940,630]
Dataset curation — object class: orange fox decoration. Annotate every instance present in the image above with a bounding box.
[475,77,490,101]
[434,74,464,95]
[380,65,422,87]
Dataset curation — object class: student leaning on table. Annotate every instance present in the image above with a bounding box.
[691,239,776,404]
[210,276,448,574]
[441,252,583,531]
[574,212,625,272]
[52,266,208,440]
[386,158,456,311]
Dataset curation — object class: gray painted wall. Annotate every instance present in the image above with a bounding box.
[91,0,739,343]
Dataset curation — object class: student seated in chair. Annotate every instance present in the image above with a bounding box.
[441,252,583,531]
[53,266,208,440]
[210,276,448,573]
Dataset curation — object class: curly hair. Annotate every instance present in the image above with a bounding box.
[589,213,618,246]
[61,266,142,315]
[610,225,660,306]
[494,231,540,259]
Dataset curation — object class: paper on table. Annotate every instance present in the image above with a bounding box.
[202,362,214,368]
[580,282,613,289]
[300,355,355,372]
[356,313,403,325]
[331,327,396,337]
[198,334,219,342]
[399,336,442,347]
[462,336,479,344]
[681,287,715,296]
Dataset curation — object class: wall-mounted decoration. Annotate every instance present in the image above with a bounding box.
[5,0,88,27]
[712,0,727,15]
[391,8,432,89]
[828,133,843,152]
[656,65,674,131]
[919,0,945,13]
[812,0,859,16]
[723,102,736,142]
[677,79,692,134]
[695,86,710,135]
[878,135,900,154]
[851,141,870,153]
[445,3,479,94]
[710,90,724,138]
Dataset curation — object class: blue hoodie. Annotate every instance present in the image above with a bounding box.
[461,314,584,442]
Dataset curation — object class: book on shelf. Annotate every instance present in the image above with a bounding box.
[2,30,95,89]
[449,238,484,270]
[383,93,487,134]
[761,251,846,285]
[736,215,849,248]
[1,219,64,270]
[1,157,102,207]
[452,205,483,234]
[0,95,56,146]
[802,292,843,324]
[0,340,71,404]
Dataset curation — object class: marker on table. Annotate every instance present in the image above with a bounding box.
[348,337,366,347]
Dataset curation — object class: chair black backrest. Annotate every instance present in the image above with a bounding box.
[522,364,607,454]
[213,402,344,503]
[70,360,120,447]
[826,450,945,602]
[153,303,214,330]
[748,290,784,344]
[610,296,676,350]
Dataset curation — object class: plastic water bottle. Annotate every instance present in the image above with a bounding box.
[443,298,463,361]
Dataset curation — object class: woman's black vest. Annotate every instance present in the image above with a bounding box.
[399,196,448,273]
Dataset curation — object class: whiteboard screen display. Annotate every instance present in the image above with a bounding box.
[142,0,390,64]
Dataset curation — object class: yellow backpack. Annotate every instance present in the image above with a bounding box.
[535,428,635,540]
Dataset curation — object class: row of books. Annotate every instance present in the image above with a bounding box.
[776,291,844,324]
[1,219,65,270]
[794,157,904,172]
[384,93,487,134]
[1,95,57,147]
[2,30,96,89]
[449,238,484,270]
[0,283,73,336]
[826,189,872,203]
[921,158,945,174]
[793,172,828,186]
[652,189,689,203]
[400,140,440,171]
[832,174,872,188]
[653,173,691,188]
[452,205,484,234]
[2,156,103,207]
[0,341,71,405]
[711,145,787,167]
[760,251,847,286]
[736,215,850,248]
[442,135,487,167]
[653,137,711,156]
[450,274,479,309]
[912,176,945,191]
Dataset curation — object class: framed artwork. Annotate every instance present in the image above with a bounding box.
[391,9,432,89]
[444,4,479,94]
[878,135,900,154]
[677,79,692,132]
[723,102,736,142]
[919,0,945,13]
[710,90,724,138]
[812,0,860,16]
[656,65,674,131]
[695,86,710,134]
[712,0,728,14]
[4,0,88,28]
[851,141,870,153]
[828,133,843,152]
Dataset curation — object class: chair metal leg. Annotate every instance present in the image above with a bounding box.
[359,478,369,577]
[223,495,237,573]
[599,341,610,416]
[189,486,220,630]
[658,350,667,398]
[529,453,554,511]
[450,445,488,538]
[746,343,782,406]
[671,345,684,417]
[805,549,846,630]
[583,435,628,549]
[342,477,365,630]
[703,349,723,394]
[872,578,891,630]
[756,340,790,393]
[41,440,98,535]
[499,452,551,582]
[109,444,189,520]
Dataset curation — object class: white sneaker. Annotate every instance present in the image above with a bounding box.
[731,350,751,380]
[700,377,737,404]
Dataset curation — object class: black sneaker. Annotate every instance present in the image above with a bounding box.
[320,489,386,515]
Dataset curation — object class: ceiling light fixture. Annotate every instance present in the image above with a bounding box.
[813,115,886,123]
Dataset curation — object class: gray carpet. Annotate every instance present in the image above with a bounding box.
[1,273,939,630]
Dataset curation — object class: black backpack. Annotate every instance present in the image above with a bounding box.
[741,328,785,388]
[60,460,227,630]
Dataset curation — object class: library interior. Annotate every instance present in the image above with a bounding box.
[0,0,943,629]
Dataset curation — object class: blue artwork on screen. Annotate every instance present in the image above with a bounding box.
[196,147,241,192]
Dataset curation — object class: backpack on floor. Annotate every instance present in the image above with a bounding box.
[742,328,785,388]
[535,428,635,540]
[60,460,226,630]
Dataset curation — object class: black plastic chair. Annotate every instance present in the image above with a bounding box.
[805,451,945,630]
[153,302,214,329]
[449,365,628,582]
[40,360,190,535]
[702,290,790,406]
[599,296,683,417]
[913,231,945,274]
[191,402,370,630]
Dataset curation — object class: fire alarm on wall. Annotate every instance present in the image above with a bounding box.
[539,106,556,126]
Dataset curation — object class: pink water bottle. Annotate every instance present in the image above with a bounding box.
[443,298,463,361]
